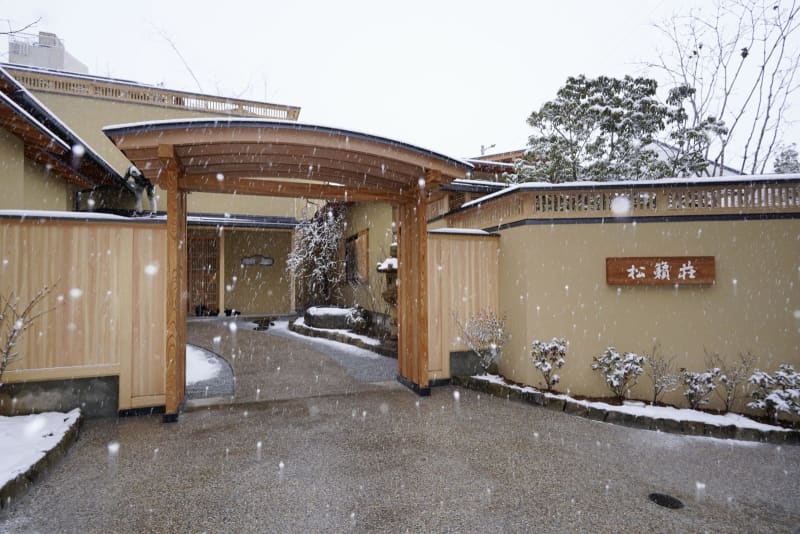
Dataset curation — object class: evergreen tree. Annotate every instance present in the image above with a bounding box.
[510,75,676,183]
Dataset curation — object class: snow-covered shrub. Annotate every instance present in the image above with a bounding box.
[748,364,800,419]
[530,338,567,391]
[645,345,679,405]
[1,284,54,385]
[286,203,346,307]
[592,347,646,400]
[345,305,370,333]
[705,349,756,412]
[455,310,508,373]
[681,368,719,410]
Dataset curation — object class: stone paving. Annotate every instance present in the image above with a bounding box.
[1,323,798,533]
[184,318,398,406]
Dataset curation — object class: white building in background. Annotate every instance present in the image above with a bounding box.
[8,31,88,74]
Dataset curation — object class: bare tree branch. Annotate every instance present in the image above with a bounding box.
[0,17,42,36]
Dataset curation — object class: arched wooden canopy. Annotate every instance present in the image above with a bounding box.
[104,118,471,420]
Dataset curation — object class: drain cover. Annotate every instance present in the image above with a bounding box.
[648,493,684,509]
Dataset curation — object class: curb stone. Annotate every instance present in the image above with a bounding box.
[0,412,83,511]
[288,321,397,358]
[454,376,800,445]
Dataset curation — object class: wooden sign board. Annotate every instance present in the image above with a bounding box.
[606,256,715,286]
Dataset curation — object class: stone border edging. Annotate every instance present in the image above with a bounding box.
[452,376,799,445]
[288,320,397,358]
[0,412,84,511]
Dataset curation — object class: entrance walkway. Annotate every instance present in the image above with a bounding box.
[3,387,798,532]
[185,318,399,406]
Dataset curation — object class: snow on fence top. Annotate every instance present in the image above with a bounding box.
[433,174,800,229]
[462,173,800,209]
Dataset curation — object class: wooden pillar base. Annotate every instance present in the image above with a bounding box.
[396,374,431,396]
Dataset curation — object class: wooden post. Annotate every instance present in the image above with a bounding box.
[217,228,225,316]
[289,228,297,312]
[396,170,435,394]
[160,144,187,422]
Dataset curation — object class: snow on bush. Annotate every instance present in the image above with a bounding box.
[530,338,567,391]
[645,345,679,405]
[455,309,508,372]
[1,284,54,385]
[345,305,370,333]
[286,203,346,306]
[748,364,800,418]
[706,350,756,412]
[681,368,719,410]
[591,347,646,400]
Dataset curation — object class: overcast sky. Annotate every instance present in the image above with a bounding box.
[0,0,735,159]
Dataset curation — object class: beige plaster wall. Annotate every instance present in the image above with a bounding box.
[222,228,293,314]
[0,126,75,210]
[342,202,395,313]
[0,128,25,208]
[495,218,800,412]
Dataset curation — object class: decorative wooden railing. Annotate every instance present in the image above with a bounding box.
[439,179,800,229]
[4,65,301,121]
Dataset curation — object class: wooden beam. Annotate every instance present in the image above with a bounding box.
[137,158,416,194]
[127,143,429,179]
[109,126,469,180]
[179,175,414,203]
[183,164,411,191]
[161,145,186,421]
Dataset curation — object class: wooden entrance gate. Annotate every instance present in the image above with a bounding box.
[104,119,471,420]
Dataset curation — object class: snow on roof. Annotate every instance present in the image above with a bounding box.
[0,65,126,188]
[464,158,515,169]
[428,228,494,236]
[0,91,70,151]
[462,174,800,209]
[0,209,129,221]
[451,178,506,187]
[185,214,298,228]
[377,257,397,272]
[103,118,475,172]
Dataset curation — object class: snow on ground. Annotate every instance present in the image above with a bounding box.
[294,317,381,346]
[186,345,224,385]
[272,320,382,359]
[473,374,790,433]
[0,408,81,488]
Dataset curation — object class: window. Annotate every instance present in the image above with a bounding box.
[345,229,369,283]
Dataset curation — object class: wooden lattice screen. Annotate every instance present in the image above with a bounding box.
[187,232,219,315]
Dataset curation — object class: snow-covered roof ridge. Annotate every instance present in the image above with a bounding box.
[0,209,130,221]
[0,65,127,189]
[462,174,800,209]
[0,91,70,151]
[464,158,515,168]
[428,228,494,236]
[102,118,475,172]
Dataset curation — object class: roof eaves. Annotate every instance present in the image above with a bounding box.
[0,65,129,192]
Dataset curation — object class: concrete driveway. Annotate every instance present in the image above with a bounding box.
[2,381,798,532]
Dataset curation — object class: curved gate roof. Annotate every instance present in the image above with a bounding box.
[103,119,472,202]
